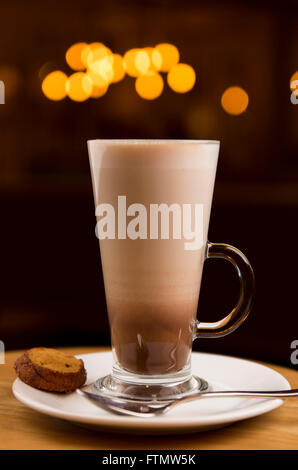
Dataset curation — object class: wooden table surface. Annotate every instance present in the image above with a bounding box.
[1,346,298,450]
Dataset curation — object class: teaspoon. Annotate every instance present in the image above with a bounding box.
[77,386,298,418]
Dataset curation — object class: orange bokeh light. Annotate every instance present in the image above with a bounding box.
[221,86,249,115]
[135,50,151,75]
[151,50,162,71]
[88,55,114,84]
[91,84,108,98]
[154,43,179,72]
[123,49,142,77]
[87,69,109,88]
[135,72,164,100]
[111,54,125,82]
[65,43,88,71]
[143,47,162,72]
[167,64,196,93]
[42,71,67,101]
[86,45,112,69]
[81,43,112,68]
[66,72,92,101]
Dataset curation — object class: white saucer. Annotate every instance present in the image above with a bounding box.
[12,351,290,435]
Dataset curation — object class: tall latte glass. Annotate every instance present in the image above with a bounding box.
[88,140,254,401]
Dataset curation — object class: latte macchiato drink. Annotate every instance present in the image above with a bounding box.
[89,141,218,376]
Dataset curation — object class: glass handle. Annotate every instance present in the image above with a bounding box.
[195,242,255,339]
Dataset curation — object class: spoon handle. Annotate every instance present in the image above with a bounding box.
[177,388,298,403]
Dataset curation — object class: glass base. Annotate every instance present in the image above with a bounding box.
[91,373,210,402]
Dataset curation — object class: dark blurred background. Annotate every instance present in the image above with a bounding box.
[0,0,297,367]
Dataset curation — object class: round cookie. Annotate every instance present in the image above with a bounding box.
[14,347,87,392]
